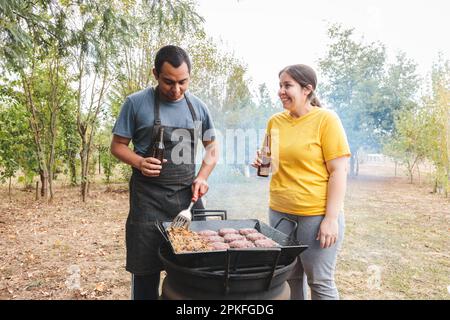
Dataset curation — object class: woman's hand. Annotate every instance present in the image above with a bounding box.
[251,150,262,169]
[192,177,208,201]
[316,216,338,249]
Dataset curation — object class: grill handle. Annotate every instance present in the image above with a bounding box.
[273,217,298,240]
[192,209,227,221]
[155,220,170,242]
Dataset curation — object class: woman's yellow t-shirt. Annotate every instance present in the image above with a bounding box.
[267,107,351,216]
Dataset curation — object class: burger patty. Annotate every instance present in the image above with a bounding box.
[206,235,225,243]
[223,233,245,243]
[198,230,218,237]
[218,228,239,236]
[254,238,279,248]
[228,240,256,248]
[238,228,259,236]
[210,242,230,250]
[246,232,267,242]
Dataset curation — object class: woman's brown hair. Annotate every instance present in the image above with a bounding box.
[279,64,322,107]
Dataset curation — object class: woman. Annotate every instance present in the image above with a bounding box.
[252,64,351,300]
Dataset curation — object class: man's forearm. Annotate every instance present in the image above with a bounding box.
[111,143,143,170]
[196,160,217,180]
[196,141,218,180]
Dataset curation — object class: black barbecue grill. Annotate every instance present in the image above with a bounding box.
[159,244,296,295]
[157,210,308,298]
[156,210,308,270]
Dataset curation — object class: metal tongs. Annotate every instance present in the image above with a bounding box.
[170,194,201,229]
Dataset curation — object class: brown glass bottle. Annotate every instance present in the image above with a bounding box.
[152,127,165,163]
[257,134,271,177]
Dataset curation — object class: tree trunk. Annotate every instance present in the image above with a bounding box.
[394,161,398,177]
[76,46,110,202]
[80,146,89,202]
[48,140,55,201]
[8,176,12,201]
[356,154,360,176]
[35,181,39,201]
[48,55,60,201]
[70,156,77,186]
[350,154,356,176]
[417,164,421,185]
[39,169,48,198]
[408,163,414,184]
[22,74,49,201]
[350,150,359,176]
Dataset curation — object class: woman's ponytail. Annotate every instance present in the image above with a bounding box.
[309,91,322,108]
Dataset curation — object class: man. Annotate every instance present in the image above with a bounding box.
[111,45,217,300]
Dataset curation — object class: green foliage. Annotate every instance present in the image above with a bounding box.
[119,162,132,182]
[427,57,449,194]
[383,104,430,183]
[0,83,38,182]
[373,52,419,138]
[319,24,420,176]
[95,126,119,184]
[384,55,449,191]
[108,0,205,118]
[0,1,74,198]
[58,93,80,186]
[319,24,386,154]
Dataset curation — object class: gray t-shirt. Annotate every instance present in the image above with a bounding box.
[112,87,215,155]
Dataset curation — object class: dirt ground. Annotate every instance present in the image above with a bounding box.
[0,162,449,300]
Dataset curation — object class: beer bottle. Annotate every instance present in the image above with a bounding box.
[152,127,165,163]
[257,134,271,177]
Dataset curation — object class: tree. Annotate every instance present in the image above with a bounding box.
[62,1,126,201]
[0,93,36,197]
[58,92,80,186]
[68,0,207,201]
[0,0,70,200]
[373,52,419,138]
[383,104,430,183]
[427,56,449,195]
[95,125,119,184]
[319,24,386,176]
[109,0,205,118]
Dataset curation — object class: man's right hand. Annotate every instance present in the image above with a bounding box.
[139,157,167,177]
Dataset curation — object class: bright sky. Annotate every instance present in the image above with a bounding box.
[196,0,450,98]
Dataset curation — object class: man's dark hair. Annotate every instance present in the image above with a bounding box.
[154,45,191,75]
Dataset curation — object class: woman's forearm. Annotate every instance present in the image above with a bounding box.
[325,168,347,219]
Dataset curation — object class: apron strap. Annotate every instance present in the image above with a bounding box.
[153,87,162,126]
[148,87,200,156]
[152,87,199,131]
[184,93,201,154]
[184,93,198,122]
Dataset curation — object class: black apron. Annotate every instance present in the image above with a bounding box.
[126,88,203,275]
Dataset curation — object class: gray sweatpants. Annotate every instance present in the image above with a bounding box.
[269,208,345,300]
